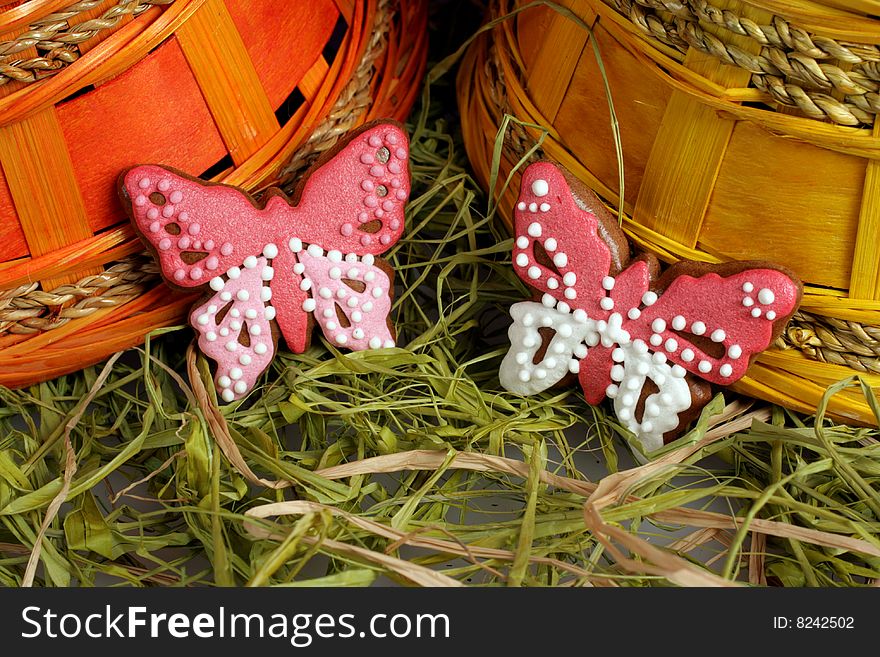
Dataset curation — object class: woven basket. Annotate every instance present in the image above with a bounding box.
[0,0,427,388]
[458,0,880,425]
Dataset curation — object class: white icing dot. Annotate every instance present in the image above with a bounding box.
[289,238,303,252]
[261,266,274,281]
[369,337,382,349]
[742,282,754,293]
[671,365,687,378]
[711,329,726,343]
[227,267,241,280]
[300,278,312,291]
[517,202,526,211]
[352,311,363,322]
[322,308,334,318]
[353,328,365,339]
[602,276,615,290]
[362,302,374,312]
[264,307,276,321]
[328,250,343,263]
[563,272,577,286]
[218,376,232,388]
[691,321,706,336]
[553,252,568,268]
[329,267,342,280]
[751,308,763,318]
[243,256,258,269]
[234,381,248,395]
[634,339,648,354]
[326,322,337,331]
[246,309,258,319]
[543,238,557,252]
[681,348,694,362]
[528,203,538,213]
[307,244,323,257]
[527,222,542,238]
[239,354,252,366]
[572,309,587,324]
[219,328,230,337]
[652,318,666,333]
[646,403,660,417]
[230,367,243,380]
[515,352,528,365]
[672,315,686,331]
[720,364,733,378]
[642,291,658,306]
[743,297,754,307]
[642,421,654,434]
[531,179,549,196]
[547,278,559,290]
[612,348,625,362]
[698,360,712,374]
[527,266,542,280]
[249,324,262,336]
[237,290,249,302]
[210,277,224,291]
[540,294,555,308]
[364,271,376,283]
[516,236,529,249]
[556,302,571,315]
[558,324,573,338]
[600,297,614,311]
[652,352,667,364]
[319,287,332,299]
[302,299,317,312]
[293,263,305,275]
[336,334,348,345]
[610,365,625,381]
[518,370,530,382]
[564,288,577,300]
[220,292,232,302]
[766,310,777,320]
[221,389,235,402]
[230,308,240,318]
[619,408,632,421]
[628,308,641,320]
[230,320,241,331]
[540,203,551,212]
[261,288,272,302]
[196,314,209,326]
[383,340,395,349]
[206,332,217,342]
[372,287,384,298]
[225,341,237,352]
[347,297,359,308]
[574,344,588,359]
[650,333,663,347]
[758,288,775,305]
[606,384,619,398]
[254,343,268,355]
[515,253,529,267]
[347,268,360,279]
[263,244,278,259]
[665,338,678,353]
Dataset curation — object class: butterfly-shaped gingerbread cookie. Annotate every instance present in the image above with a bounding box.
[499,162,803,452]
[120,121,410,402]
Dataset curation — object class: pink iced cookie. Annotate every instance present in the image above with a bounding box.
[499,161,803,451]
[120,121,411,401]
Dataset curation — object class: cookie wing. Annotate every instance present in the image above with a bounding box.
[277,123,410,256]
[511,162,612,313]
[633,268,801,384]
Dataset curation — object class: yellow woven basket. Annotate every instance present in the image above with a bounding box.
[458,0,880,425]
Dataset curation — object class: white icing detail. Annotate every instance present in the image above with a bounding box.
[336,334,347,345]
[234,381,248,395]
[326,322,337,331]
[322,308,334,318]
[352,311,363,322]
[219,328,229,337]
[751,308,762,318]
[264,306,276,321]
[230,320,241,331]
[557,302,571,315]
[665,338,678,353]
[642,291,658,306]
[225,341,237,352]
[720,364,733,378]
[319,287,332,299]
[261,266,274,281]
[289,238,303,252]
[362,302,374,312]
[197,314,209,326]
[254,343,268,355]
[544,238,557,252]
[347,268,360,279]
[553,252,568,268]
[541,294,556,308]
[671,365,687,378]
[222,389,235,402]
[563,272,577,286]
[539,203,551,212]
[346,253,359,263]
[210,277,224,292]
[610,365,625,382]
[227,267,241,280]
[691,321,706,336]
[230,309,240,318]
[517,202,526,211]
[742,282,754,293]
[564,288,577,300]
[681,349,694,362]
[602,276,615,290]
[364,271,376,283]
[263,243,278,259]
[516,236,529,249]
[606,384,619,398]
[329,267,342,280]
[218,376,231,389]
[220,292,232,302]
[527,222,542,238]
[652,352,667,365]
[650,333,663,347]
[711,329,726,343]
[743,297,754,307]
[672,315,686,331]
[651,318,666,333]
[307,244,323,257]
[547,278,559,290]
[527,266,541,280]
[249,324,261,336]
[239,354,252,366]
[529,203,538,213]
[243,256,257,269]
[383,340,395,349]
[328,250,343,263]
[206,332,217,342]
[628,308,641,320]
[260,287,272,302]
[766,310,777,320]
[499,301,597,395]
[369,337,382,349]
[353,328,365,339]
[633,339,648,354]
[600,297,614,311]
[245,309,257,319]
[236,289,250,301]
[759,289,776,305]
[293,263,305,275]
[531,179,549,196]
[300,278,312,291]
[347,297,359,308]
[612,348,625,362]
[698,360,712,374]
[372,287,384,298]
[302,298,317,312]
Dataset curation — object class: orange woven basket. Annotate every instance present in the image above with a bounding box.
[0,0,427,388]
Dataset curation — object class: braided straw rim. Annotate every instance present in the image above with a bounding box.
[608,0,880,126]
[0,0,174,86]
[0,0,404,339]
